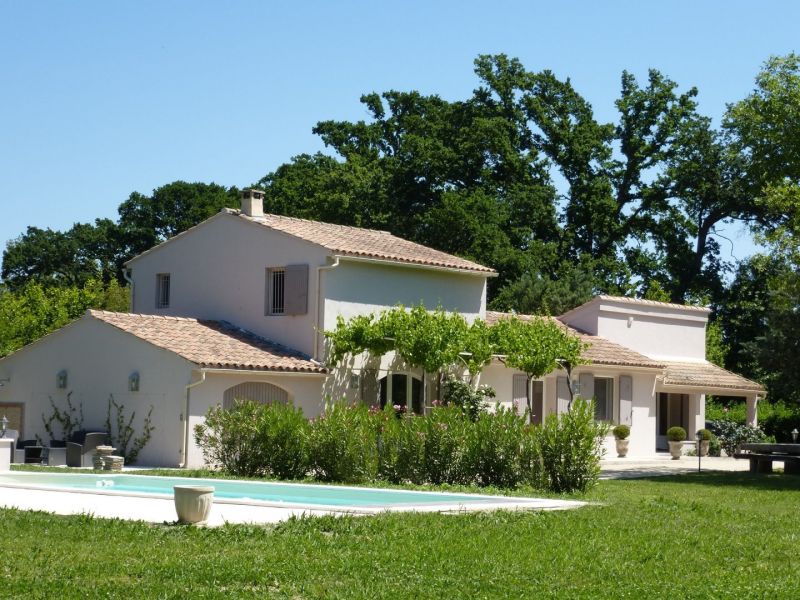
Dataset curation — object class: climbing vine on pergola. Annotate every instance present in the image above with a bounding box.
[326,305,587,410]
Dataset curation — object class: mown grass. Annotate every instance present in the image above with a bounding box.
[2,471,799,598]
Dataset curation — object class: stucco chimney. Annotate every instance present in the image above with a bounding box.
[240,188,265,218]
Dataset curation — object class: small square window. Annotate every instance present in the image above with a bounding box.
[156,273,170,309]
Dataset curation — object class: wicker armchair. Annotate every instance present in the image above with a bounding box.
[66,431,110,467]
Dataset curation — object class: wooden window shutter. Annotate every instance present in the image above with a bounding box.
[619,375,633,426]
[578,372,594,401]
[556,376,571,415]
[512,374,529,417]
[283,264,309,315]
[361,369,379,405]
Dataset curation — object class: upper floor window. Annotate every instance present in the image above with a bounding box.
[268,268,285,314]
[594,377,614,421]
[266,265,308,316]
[156,273,170,309]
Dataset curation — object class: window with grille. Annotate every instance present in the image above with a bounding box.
[266,265,308,316]
[156,273,170,309]
[267,268,286,315]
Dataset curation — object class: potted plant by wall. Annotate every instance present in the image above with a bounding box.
[696,428,712,457]
[612,424,630,458]
[667,426,687,460]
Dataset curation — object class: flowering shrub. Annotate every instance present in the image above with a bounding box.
[709,420,771,456]
[442,376,494,421]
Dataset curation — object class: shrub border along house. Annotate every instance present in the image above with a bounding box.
[194,398,608,494]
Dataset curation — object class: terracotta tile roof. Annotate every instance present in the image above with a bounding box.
[227,210,495,274]
[484,311,664,369]
[484,311,764,393]
[89,310,326,373]
[662,361,765,393]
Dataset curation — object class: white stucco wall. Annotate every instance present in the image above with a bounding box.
[128,213,330,357]
[185,371,326,468]
[479,362,660,457]
[561,299,709,362]
[321,259,488,359]
[0,315,193,467]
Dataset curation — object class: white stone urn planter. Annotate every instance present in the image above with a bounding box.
[174,486,215,524]
[699,440,710,457]
[615,439,630,458]
[668,441,683,460]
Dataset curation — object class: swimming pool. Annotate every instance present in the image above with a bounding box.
[0,472,579,514]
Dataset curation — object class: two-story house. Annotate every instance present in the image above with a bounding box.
[0,190,764,466]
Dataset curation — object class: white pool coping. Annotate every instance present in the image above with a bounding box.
[0,472,584,526]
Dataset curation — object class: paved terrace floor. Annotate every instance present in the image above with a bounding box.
[601,455,751,479]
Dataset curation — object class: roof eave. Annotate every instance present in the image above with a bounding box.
[658,381,766,396]
[196,366,328,376]
[335,254,497,277]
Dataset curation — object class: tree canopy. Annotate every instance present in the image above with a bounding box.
[3,53,800,406]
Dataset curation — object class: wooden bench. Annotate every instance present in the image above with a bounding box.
[734,443,800,475]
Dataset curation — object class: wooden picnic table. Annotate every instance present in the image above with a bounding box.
[734,443,800,475]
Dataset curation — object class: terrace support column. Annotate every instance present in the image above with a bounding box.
[745,395,758,427]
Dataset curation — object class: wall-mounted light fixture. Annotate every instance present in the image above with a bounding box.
[0,415,8,437]
[56,370,68,389]
[129,372,140,392]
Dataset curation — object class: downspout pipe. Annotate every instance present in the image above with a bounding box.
[313,256,340,362]
[123,267,135,313]
[180,370,207,468]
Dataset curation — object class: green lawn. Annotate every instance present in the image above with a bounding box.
[2,472,799,598]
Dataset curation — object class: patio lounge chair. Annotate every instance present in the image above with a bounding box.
[66,431,110,467]
[44,440,67,466]
[17,439,44,464]
[23,445,45,464]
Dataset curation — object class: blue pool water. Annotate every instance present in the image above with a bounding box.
[0,472,522,509]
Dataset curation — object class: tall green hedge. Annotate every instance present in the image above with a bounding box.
[195,399,608,493]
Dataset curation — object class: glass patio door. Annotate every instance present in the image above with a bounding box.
[656,393,689,450]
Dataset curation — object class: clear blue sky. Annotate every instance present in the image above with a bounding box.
[1,1,798,260]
